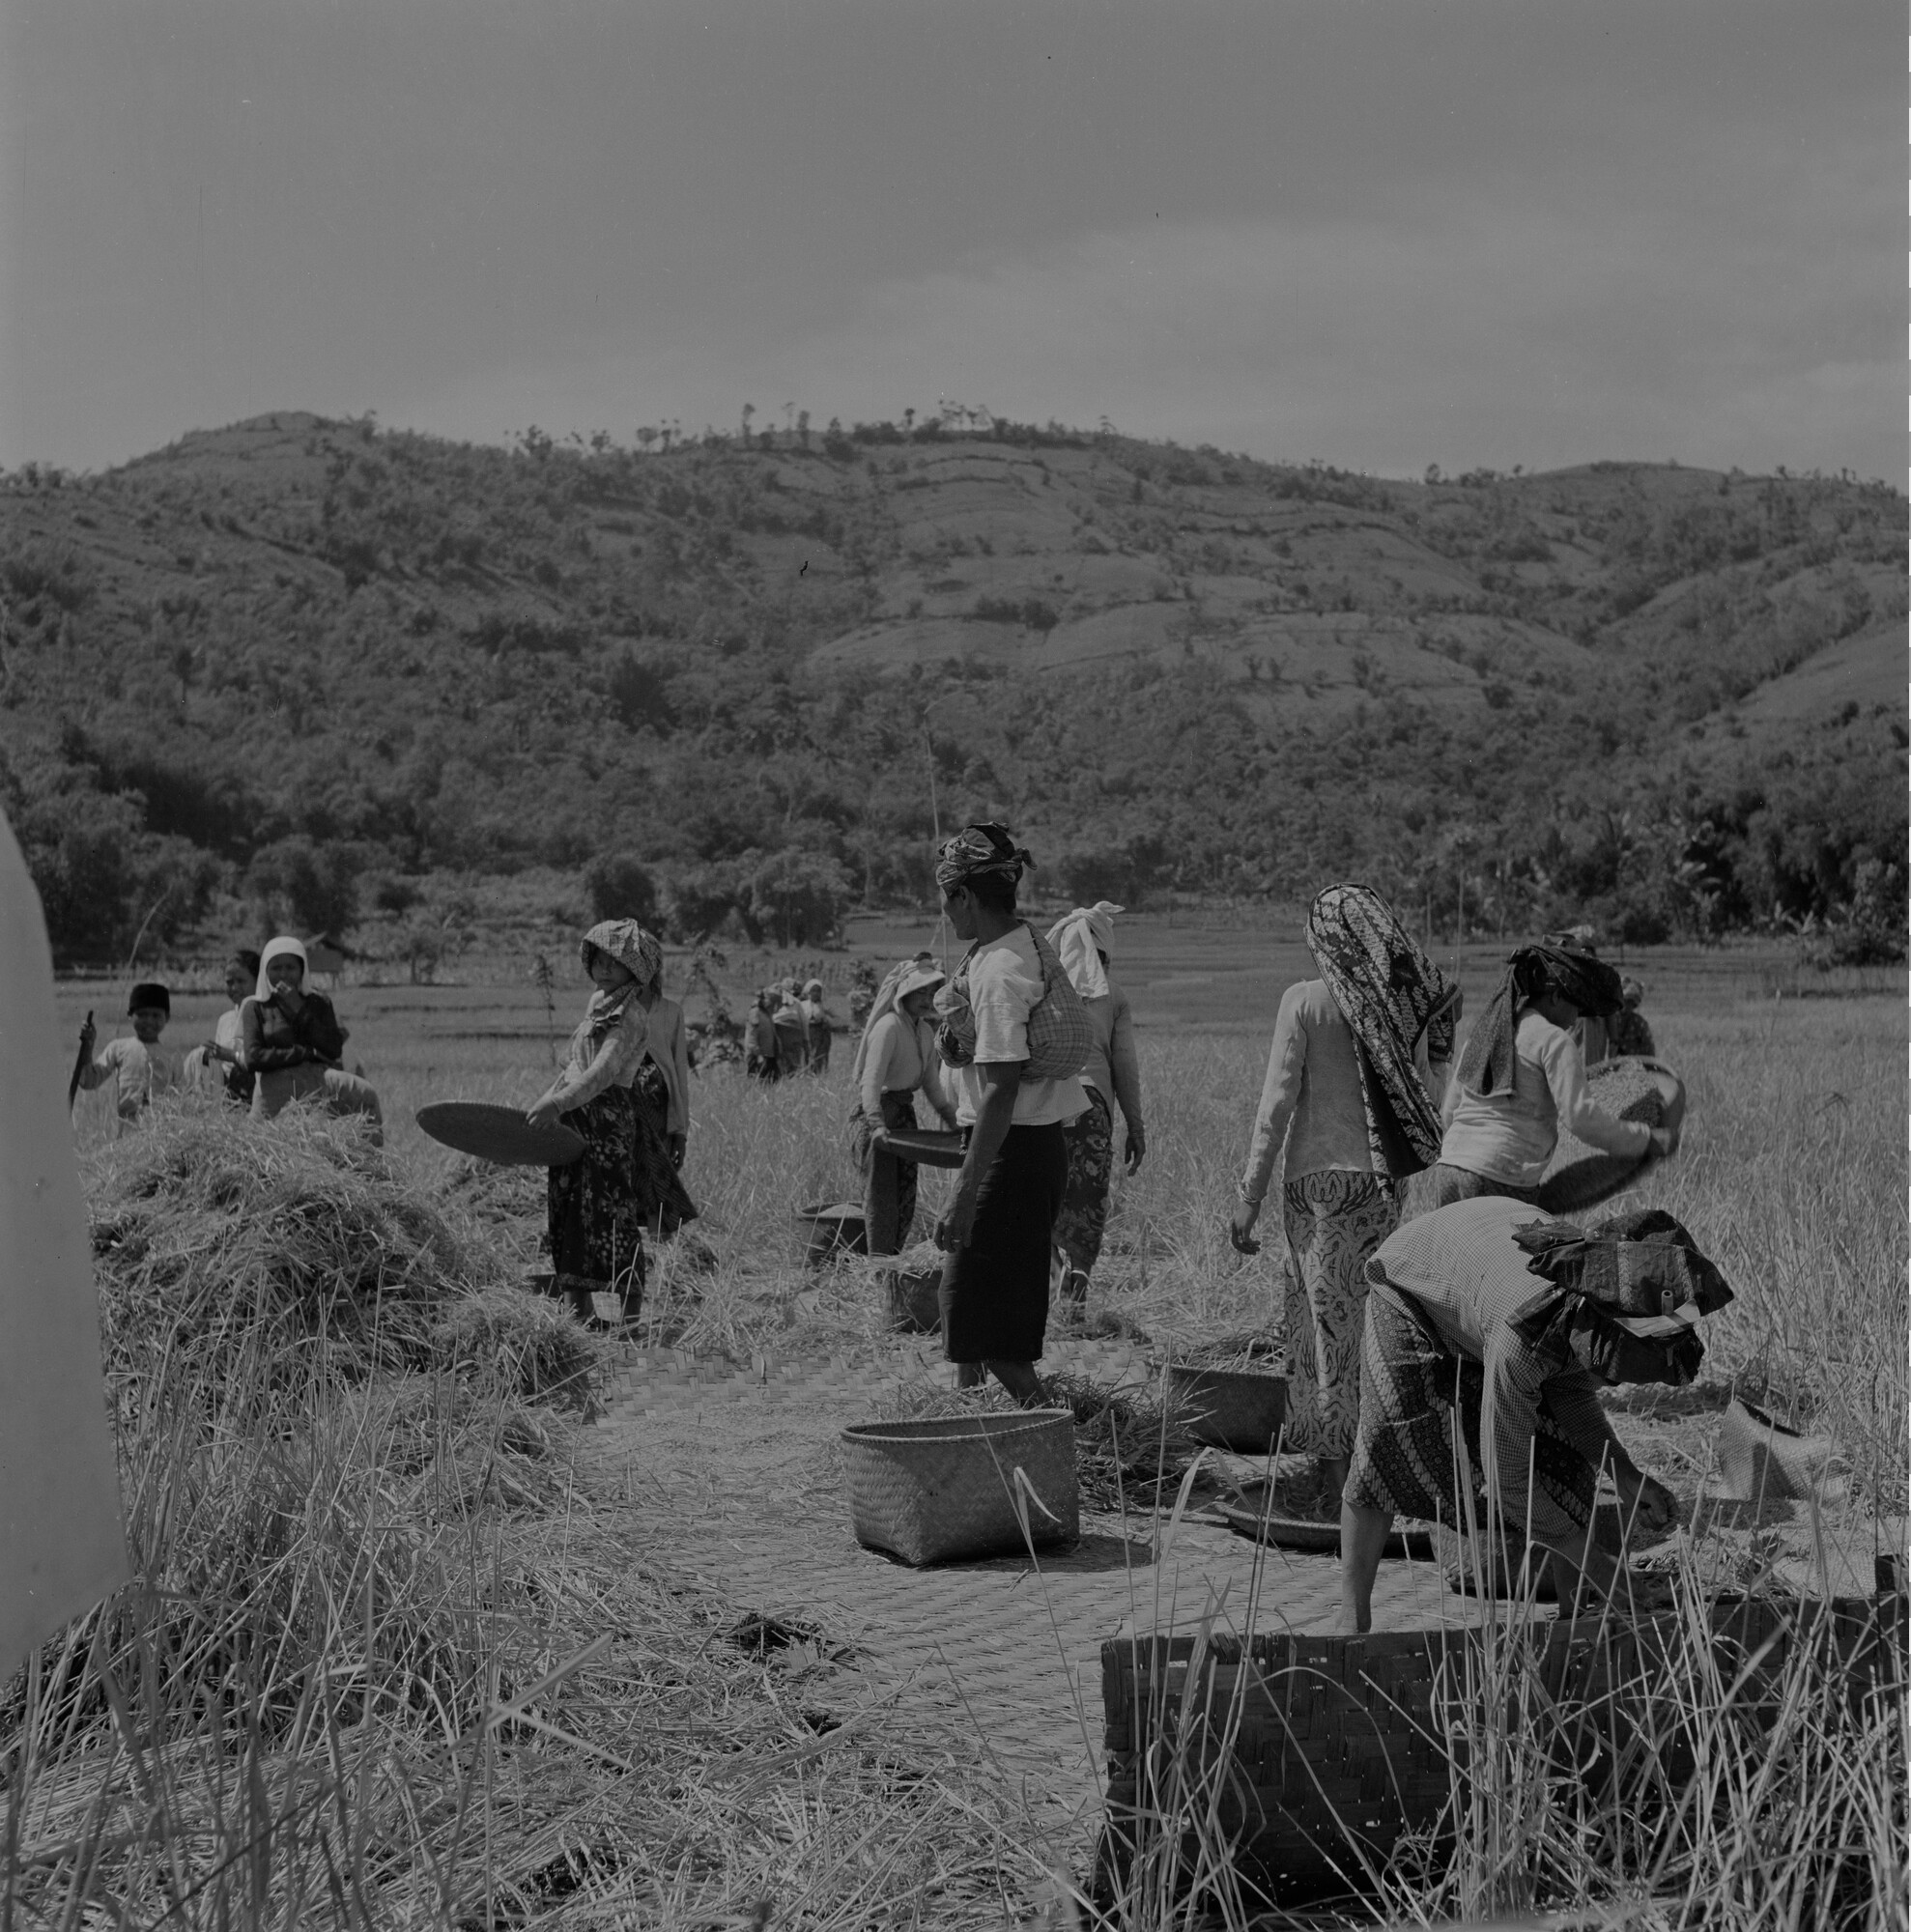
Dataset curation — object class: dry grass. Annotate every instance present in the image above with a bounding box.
[14,976,1905,1927]
[4,1104,1060,1929]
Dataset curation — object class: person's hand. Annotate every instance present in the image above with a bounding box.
[936,1186,980,1253]
[1229,1198,1262,1255]
[1124,1122,1147,1175]
[78,1016,98,1056]
[1618,1468,1681,1541]
[203,1038,224,1062]
[667,1131,687,1170]
[936,1106,958,1131]
[527,1097,564,1132]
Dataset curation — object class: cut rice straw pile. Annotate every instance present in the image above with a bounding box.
[3,1104,1057,1929]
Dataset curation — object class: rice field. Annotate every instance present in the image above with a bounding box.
[22,938,1909,1926]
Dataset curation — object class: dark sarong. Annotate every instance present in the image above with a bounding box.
[940,1121,1067,1364]
[1346,1280,1595,1533]
[854,1090,921,1257]
[547,1085,646,1318]
[629,1060,698,1240]
[1053,1086,1114,1282]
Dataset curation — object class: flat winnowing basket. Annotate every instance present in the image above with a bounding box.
[1536,1056,1683,1214]
[841,1408,1078,1565]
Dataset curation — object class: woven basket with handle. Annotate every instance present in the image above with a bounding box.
[841,1408,1078,1565]
[1098,1591,1904,1911]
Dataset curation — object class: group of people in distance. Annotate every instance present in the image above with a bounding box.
[73,936,384,1140]
[744,978,832,1081]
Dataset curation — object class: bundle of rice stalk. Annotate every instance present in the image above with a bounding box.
[86,1106,590,1412]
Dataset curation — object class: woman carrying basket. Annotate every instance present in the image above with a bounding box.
[1426,942,1676,1213]
[1229,885,1460,1509]
[527,921,659,1328]
[932,824,1090,1405]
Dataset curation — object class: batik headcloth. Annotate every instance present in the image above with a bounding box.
[580,919,663,992]
[1458,943,1626,1097]
[935,822,1034,894]
[1304,884,1460,1182]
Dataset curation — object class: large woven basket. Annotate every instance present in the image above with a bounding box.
[841,1408,1079,1565]
[1536,1056,1684,1214]
[1098,1592,1904,1910]
[1165,1364,1289,1453]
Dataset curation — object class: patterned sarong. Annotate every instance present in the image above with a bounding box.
[1054,1086,1114,1284]
[1279,1169,1395,1459]
[1345,1280,1596,1532]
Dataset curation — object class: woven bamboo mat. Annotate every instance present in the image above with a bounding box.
[584,1336,1497,1846]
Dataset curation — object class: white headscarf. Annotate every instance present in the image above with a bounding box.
[848,955,945,1094]
[1045,902,1124,1001]
[256,935,309,1002]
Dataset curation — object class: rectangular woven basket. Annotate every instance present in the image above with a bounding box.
[841,1407,1079,1565]
[1098,1591,1905,1910]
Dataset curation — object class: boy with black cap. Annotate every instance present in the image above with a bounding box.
[76,982,178,1130]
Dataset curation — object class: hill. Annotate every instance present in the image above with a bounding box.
[0,410,1901,962]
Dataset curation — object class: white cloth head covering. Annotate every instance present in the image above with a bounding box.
[848,956,945,1094]
[256,935,309,1002]
[1044,902,1124,1000]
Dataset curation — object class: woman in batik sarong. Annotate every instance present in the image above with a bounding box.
[625,950,699,1242]
[528,921,659,1328]
[1228,885,1460,1508]
[1339,1196,1725,1632]
[1045,902,1146,1303]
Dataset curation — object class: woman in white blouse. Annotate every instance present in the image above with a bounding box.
[849,960,957,1254]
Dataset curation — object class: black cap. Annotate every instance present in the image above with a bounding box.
[128,981,171,1015]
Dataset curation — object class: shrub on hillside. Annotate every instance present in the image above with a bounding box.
[246,834,360,935]
[583,850,659,924]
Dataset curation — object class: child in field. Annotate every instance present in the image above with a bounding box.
[185,950,261,1107]
[76,983,179,1131]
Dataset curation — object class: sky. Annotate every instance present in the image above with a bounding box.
[0,0,1901,481]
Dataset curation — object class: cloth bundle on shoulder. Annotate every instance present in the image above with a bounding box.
[935,923,1094,1080]
[1511,1208,1734,1388]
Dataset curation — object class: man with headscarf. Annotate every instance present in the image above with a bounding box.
[1230,884,1459,1509]
[1426,943,1676,1213]
[931,823,1088,1405]
[1339,1195,1728,1632]
[1044,901,1146,1304]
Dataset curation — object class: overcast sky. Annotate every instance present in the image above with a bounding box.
[1,0,1900,480]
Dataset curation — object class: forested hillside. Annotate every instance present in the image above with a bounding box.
[0,410,1901,963]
